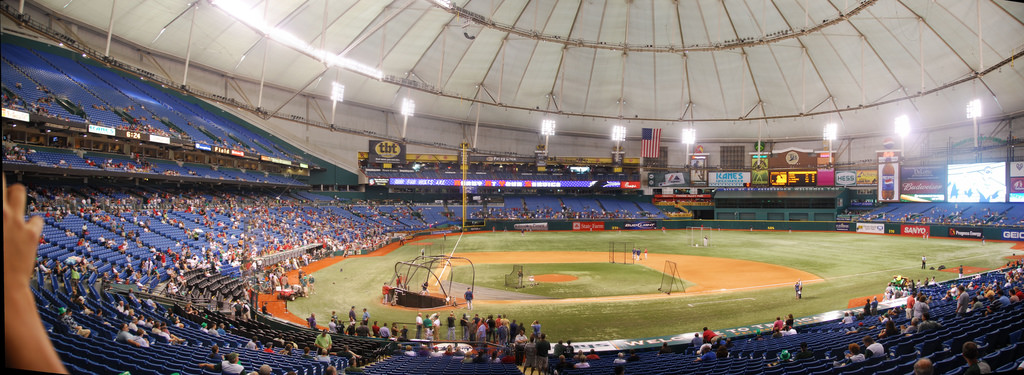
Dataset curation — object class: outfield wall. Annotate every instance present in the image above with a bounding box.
[473,219,1024,241]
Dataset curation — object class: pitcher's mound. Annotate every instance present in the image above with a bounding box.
[533,274,578,283]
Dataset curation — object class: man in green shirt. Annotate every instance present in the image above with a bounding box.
[314,329,332,353]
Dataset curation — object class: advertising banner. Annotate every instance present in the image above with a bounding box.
[689,155,708,185]
[835,171,857,186]
[855,170,878,186]
[623,221,657,230]
[877,151,901,202]
[513,223,548,231]
[816,169,835,186]
[835,223,851,231]
[768,150,817,169]
[709,172,750,187]
[1001,229,1024,241]
[572,222,605,231]
[659,173,689,187]
[1011,177,1024,203]
[947,227,983,239]
[751,154,769,186]
[88,124,116,136]
[900,225,930,237]
[856,223,885,234]
[1010,161,1024,177]
[900,166,946,202]
[368,140,406,165]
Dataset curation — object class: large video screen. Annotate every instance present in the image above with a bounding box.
[946,163,1006,202]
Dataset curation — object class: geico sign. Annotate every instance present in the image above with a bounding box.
[1003,230,1024,240]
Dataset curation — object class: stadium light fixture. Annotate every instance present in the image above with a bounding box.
[541,119,556,136]
[823,123,837,141]
[967,99,982,150]
[894,115,910,138]
[681,128,696,145]
[611,125,626,142]
[210,0,383,80]
[400,98,415,139]
[331,82,345,103]
[401,98,416,117]
[431,0,453,9]
[966,99,982,119]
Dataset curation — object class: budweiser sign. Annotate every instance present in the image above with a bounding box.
[901,181,944,194]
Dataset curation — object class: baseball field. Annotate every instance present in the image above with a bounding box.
[276,229,1018,342]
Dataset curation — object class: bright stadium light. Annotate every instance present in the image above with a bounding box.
[894,115,910,138]
[611,125,626,142]
[210,0,383,79]
[681,128,696,145]
[541,119,556,136]
[967,99,982,149]
[331,82,345,102]
[966,99,982,119]
[401,98,416,117]
[823,123,837,141]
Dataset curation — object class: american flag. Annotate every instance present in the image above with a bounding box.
[641,128,661,158]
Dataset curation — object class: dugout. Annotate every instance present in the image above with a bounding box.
[713,188,848,221]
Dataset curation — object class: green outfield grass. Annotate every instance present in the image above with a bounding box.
[447,263,693,298]
[285,230,1017,342]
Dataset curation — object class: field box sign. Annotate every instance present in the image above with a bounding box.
[856,223,885,234]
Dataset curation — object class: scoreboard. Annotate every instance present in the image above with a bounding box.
[769,170,818,186]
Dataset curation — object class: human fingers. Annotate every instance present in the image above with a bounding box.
[6,183,27,219]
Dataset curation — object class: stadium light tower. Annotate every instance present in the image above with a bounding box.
[681,127,696,157]
[966,99,981,149]
[541,119,556,149]
[894,115,910,151]
[329,82,344,125]
[823,122,837,164]
[400,98,415,139]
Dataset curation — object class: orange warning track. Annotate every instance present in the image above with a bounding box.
[940,265,990,274]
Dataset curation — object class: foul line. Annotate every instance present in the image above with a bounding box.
[433,232,464,286]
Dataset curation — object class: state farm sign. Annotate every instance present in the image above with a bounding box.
[901,225,930,237]
[572,222,605,231]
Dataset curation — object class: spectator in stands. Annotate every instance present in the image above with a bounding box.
[862,335,884,358]
[307,313,317,329]
[536,333,551,374]
[257,364,272,375]
[917,313,942,332]
[691,332,704,347]
[613,352,627,364]
[913,358,934,375]
[198,352,244,375]
[795,342,814,360]
[403,345,417,357]
[715,345,729,359]
[878,319,898,339]
[378,322,391,339]
[839,343,865,366]
[658,342,673,355]
[316,348,331,362]
[59,307,91,338]
[315,329,332,352]
[962,341,991,374]
[694,344,716,362]
[115,322,150,347]
[245,335,258,350]
[574,357,591,368]
[523,335,537,374]
[627,349,641,362]
[956,285,971,316]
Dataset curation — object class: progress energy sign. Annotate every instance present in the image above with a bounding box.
[368,140,406,164]
[708,172,750,187]
[947,227,983,239]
